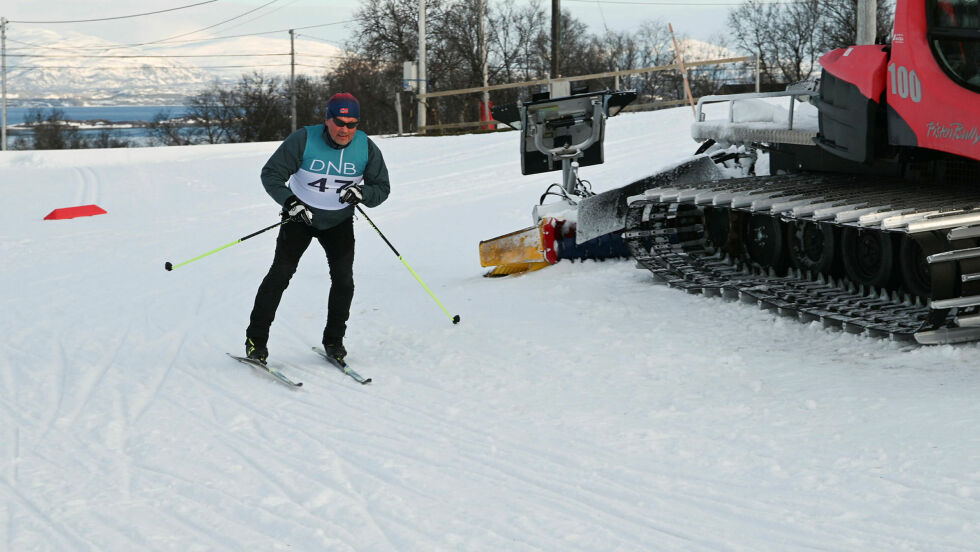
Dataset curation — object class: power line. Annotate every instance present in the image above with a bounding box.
[5,0,286,52]
[8,1,219,24]
[138,0,284,46]
[296,33,345,48]
[7,53,291,59]
[5,20,356,53]
[7,64,296,70]
[10,51,361,60]
[215,0,303,35]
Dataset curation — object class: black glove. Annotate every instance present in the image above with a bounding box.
[282,195,313,225]
[339,184,363,206]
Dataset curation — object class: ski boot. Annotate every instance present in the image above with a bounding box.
[322,339,347,361]
[245,337,269,364]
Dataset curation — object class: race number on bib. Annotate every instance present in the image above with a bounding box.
[288,169,364,210]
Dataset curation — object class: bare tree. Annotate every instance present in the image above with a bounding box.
[331,0,741,133]
[185,85,239,144]
[149,110,193,146]
[729,0,894,85]
[88,129,129,149]
[728,0,789,84]
[489,0,549,84]
[324,55,403,135]
[235,73,290,143]
[25,108,78,150]
[820,0,894,50]
[771,0,823,82]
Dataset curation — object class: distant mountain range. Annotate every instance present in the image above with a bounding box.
[4,28,344,107]
[2,28,737,108]
[684,39,739,60]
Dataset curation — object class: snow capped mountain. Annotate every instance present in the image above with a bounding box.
[4,28,344,106]
[676,38,740,62]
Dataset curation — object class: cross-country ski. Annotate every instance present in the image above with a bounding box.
[312,346,372,384]
[227,353,303,388]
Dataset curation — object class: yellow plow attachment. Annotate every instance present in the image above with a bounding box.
[478,220,558,277]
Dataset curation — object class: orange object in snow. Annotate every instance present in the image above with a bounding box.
[44,205,107,220]
[478,218,558,277]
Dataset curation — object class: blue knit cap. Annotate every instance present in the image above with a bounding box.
[326,93,360,120]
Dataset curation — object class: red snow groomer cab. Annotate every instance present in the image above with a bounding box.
[600,0,980,344]
[817,0,979,166]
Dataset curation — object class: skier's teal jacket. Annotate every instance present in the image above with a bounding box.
[260,124,390,230]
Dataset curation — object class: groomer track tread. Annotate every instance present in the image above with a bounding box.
[622,173,980,344]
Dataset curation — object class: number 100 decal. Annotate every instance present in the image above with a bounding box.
[888,63,922,103]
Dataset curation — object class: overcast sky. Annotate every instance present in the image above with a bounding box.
[1,0,736,53]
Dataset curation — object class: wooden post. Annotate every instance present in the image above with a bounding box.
[668,23,696,118]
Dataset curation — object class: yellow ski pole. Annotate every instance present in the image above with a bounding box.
[165,219,288,271]
[356,205,460,324]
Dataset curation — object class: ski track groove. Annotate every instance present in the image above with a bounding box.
[0,477,95,551]
[70,166,100,206]
[128,461,319,548]
[307,358,892,548]
[23,338,71,456]
[131,421,417,550]
[0,390,32,435]
[117,491,244,551]
[129,318,190,427]
[157,360,479,548]
[109,388,133,502]
[5,500,12,552]
[445,442,704,549]
[252,370,706,548]
[61,327,131,432]
[73,167,85,205]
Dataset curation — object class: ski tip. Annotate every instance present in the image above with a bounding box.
[452,314,461,324]
[361,378,372,385]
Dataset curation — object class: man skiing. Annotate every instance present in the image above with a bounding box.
[245,93,390,364]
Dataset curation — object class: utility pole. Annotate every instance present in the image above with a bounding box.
[479,0,489,124]
[856,0,877,45]
[289,29,296,132]
[2,17,7,152]
[551,0,560,79]
[395,92,403,136]
[417,0,427,133]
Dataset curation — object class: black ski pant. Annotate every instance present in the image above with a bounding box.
[247,217,355,347]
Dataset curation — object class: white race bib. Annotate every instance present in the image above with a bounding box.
[288,168,364,210]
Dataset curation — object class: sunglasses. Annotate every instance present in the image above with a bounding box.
[331,118,359,129]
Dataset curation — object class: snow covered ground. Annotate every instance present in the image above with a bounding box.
[2,106,979,551]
